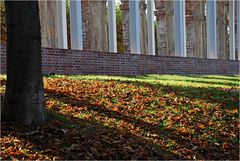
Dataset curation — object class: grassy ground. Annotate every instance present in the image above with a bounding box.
[1,74,239,160]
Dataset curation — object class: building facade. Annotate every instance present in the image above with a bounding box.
[38,0,240,60]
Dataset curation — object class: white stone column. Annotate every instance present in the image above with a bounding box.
[129,0,140,54]
[57,0,68,49]
[174,0,186,57]
[206,0,217,59]
[70,0,83,50]
[229,0,235,60]
[147,0,155,55]
[238,0,240,60]
[108,0,117,52]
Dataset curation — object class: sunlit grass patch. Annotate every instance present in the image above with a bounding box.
[48,74,240,89]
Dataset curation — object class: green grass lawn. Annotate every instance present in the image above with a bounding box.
[49,74,240,88]
[1,74,239,160]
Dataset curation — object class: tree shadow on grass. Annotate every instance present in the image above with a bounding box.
[1,107,177,160]
[0,86,177,159]
[45,88,193,141]
[43,87,238,160]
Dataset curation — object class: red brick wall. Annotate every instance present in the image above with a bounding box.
[0,44,239,75]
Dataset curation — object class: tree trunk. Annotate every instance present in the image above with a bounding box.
[4,1,46,125]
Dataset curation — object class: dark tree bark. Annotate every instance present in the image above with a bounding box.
[4,1,46,124]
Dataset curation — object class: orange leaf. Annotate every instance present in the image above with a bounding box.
[85,114,91,120]
[222,142,230,151]
[112,107,120,112]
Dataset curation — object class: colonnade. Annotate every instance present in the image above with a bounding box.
[39,0,240,61]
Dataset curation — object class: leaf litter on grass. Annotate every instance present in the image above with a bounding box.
[0,75,239,160]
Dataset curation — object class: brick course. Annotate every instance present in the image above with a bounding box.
[0,44,239,76]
